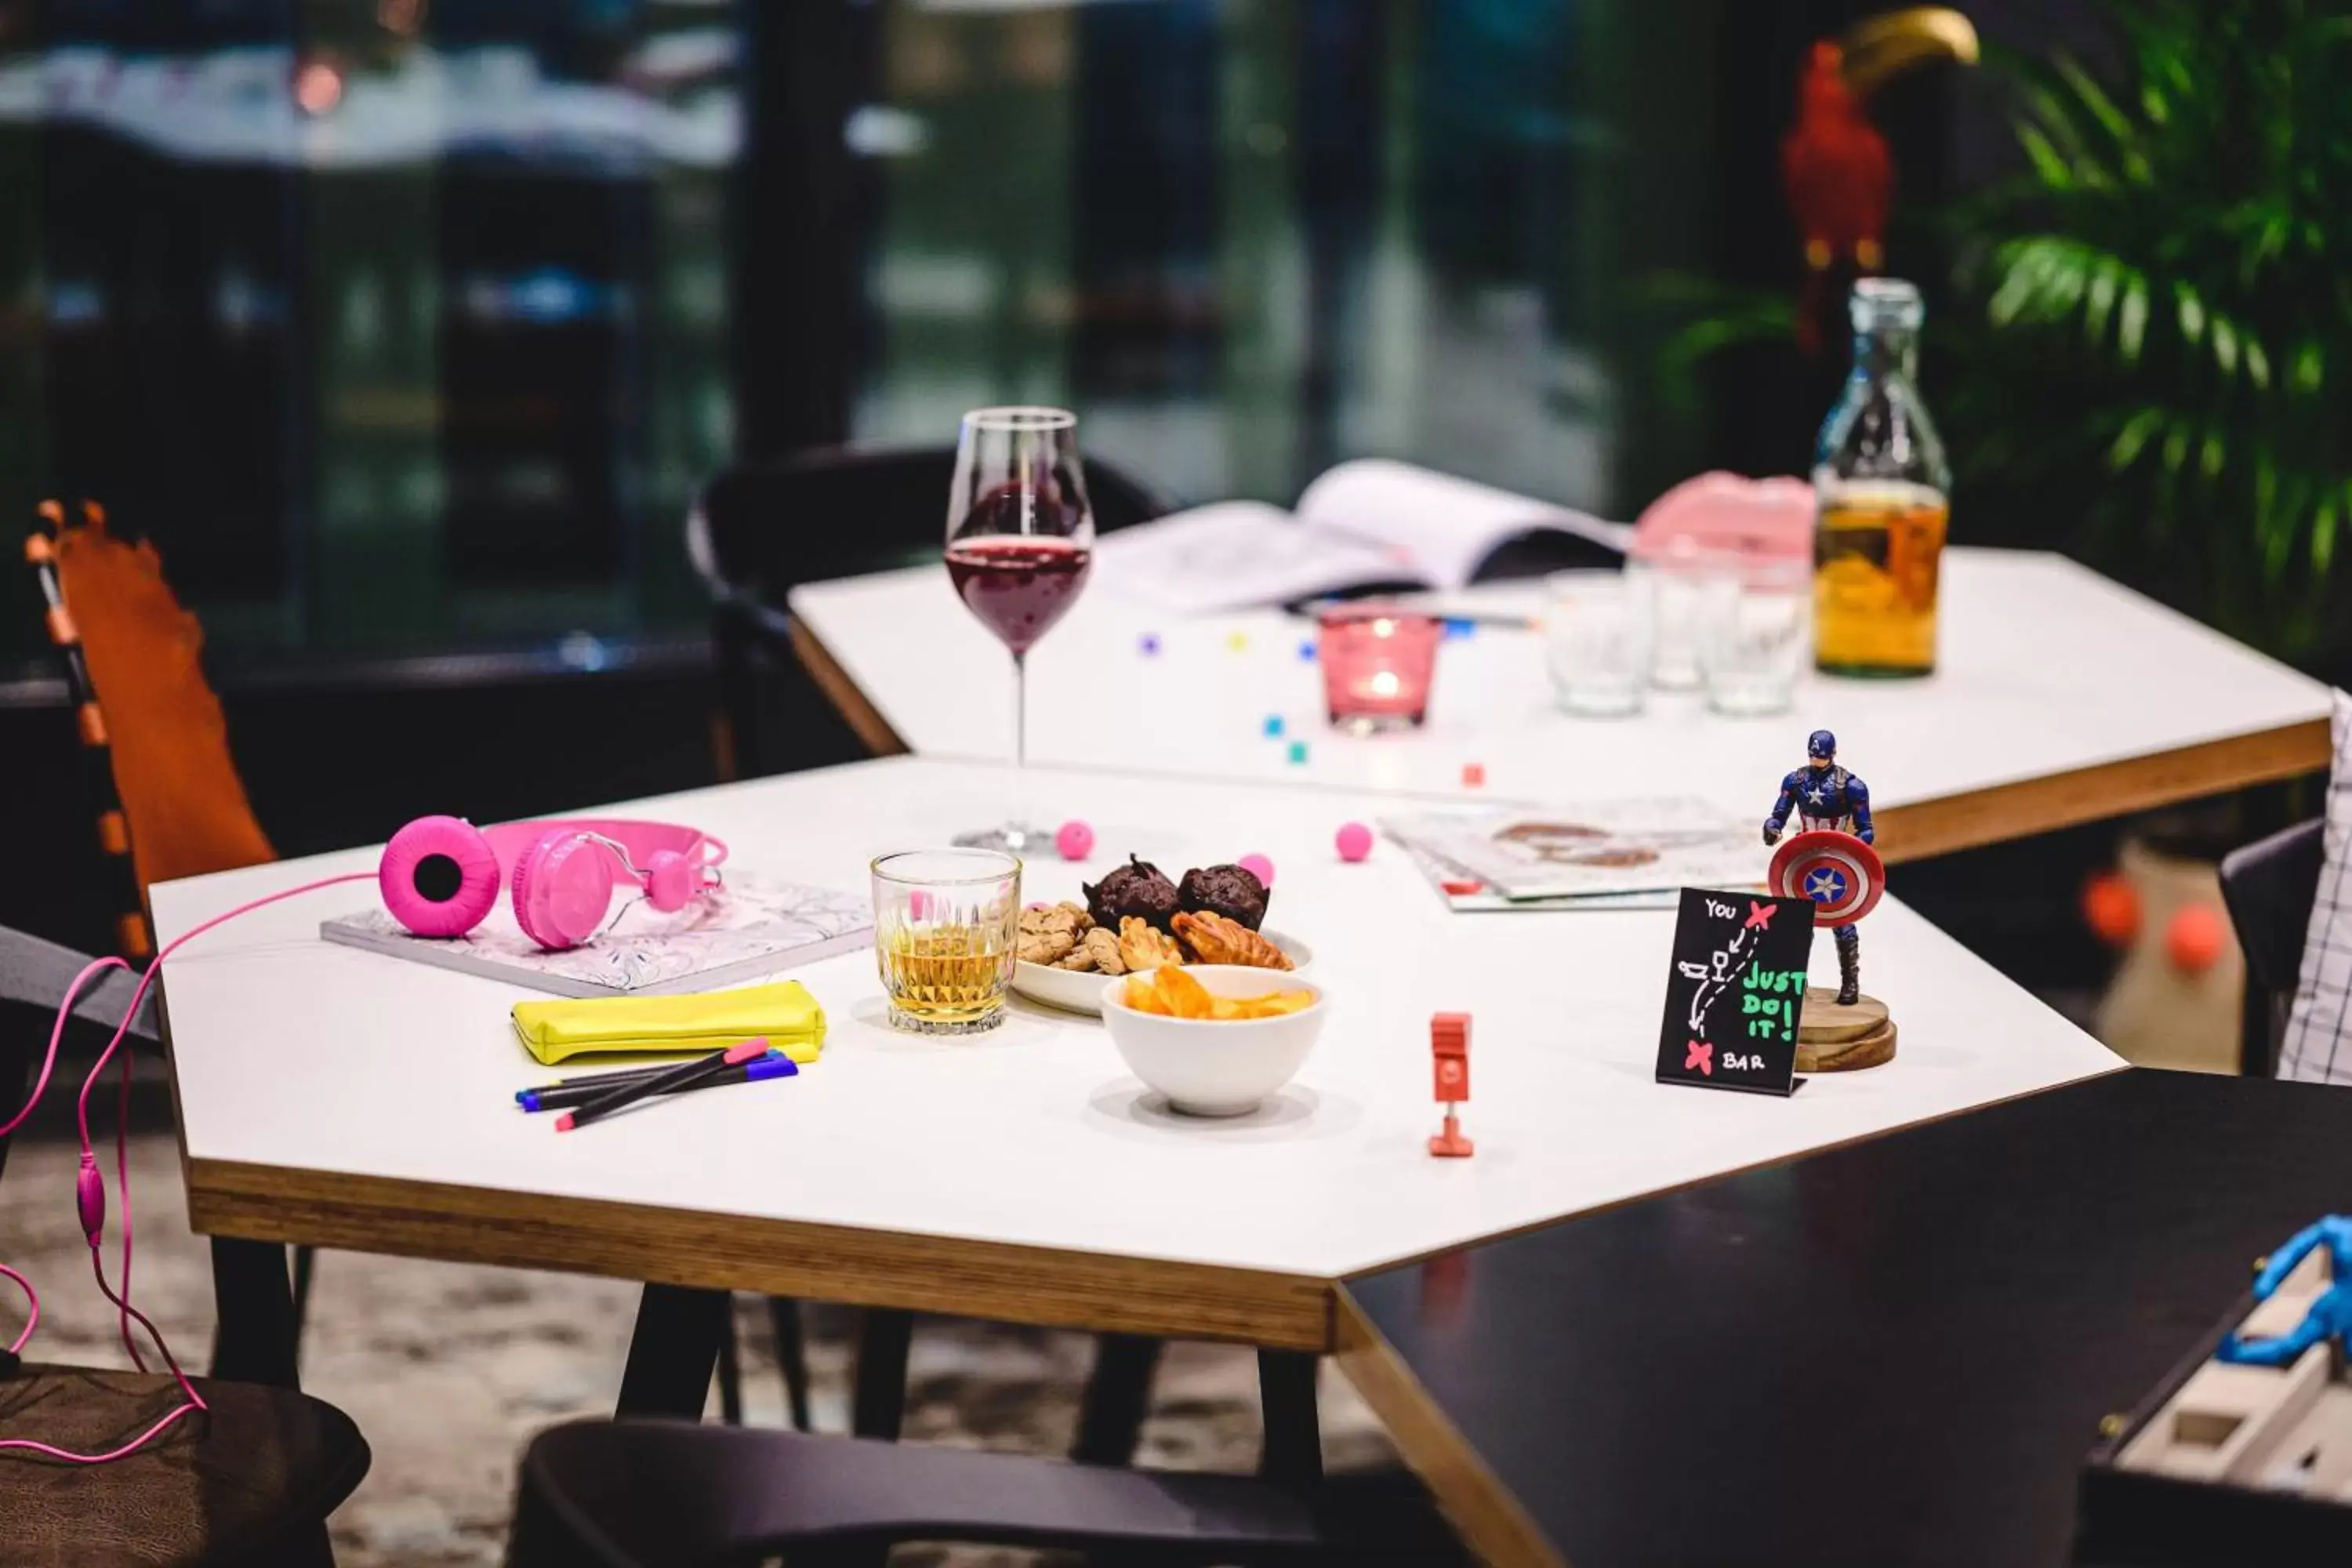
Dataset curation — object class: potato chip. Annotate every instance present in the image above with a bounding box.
[1123,975,1172,1015]
[1152,965,1217,1020]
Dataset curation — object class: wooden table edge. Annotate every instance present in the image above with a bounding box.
[786,607,2328,861]
[179,1155,1334,1351]
[1332,1287,1566,1568]
[1875,717,2329,863]
[788,614,910,757]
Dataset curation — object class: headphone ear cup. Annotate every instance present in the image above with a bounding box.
[512,833,619,951]
[380,816,503,938]
[643,849,695,913]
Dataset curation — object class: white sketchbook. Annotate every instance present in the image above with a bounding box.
[1090,459,1630,614]
[319,874,873,997]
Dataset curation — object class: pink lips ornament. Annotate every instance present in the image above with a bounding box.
[1631,471,1814,566]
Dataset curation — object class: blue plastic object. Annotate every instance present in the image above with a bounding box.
[1443,619,1475,640]
[2218,1216,2352,1367]
[1298,639,1317,662]
[1287,739,1309,765]
[1264,715,1285,738]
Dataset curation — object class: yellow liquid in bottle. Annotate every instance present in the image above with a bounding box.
[1813,483,1948,677]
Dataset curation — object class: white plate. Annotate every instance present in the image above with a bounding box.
[1011,929,1313,1017]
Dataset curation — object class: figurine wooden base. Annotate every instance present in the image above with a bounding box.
[1796,989,1895,1073]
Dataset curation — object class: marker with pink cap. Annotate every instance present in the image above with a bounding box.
[555,1037,772,1132]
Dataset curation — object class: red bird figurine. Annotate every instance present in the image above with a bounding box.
[1779,8,1977,353]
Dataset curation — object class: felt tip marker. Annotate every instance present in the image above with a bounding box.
[518,1053,795,1112]
[554,1037,771,1132]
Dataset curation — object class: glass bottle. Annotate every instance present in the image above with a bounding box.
[1813,278,1951,677]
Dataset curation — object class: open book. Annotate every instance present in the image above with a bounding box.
[1090,459,1629,614]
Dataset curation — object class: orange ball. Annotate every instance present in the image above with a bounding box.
[2165,905,2228,972]
[2081,871,2140,947]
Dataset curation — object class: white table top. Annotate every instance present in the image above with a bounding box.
[788,550,2332,848]
[154,757,2120,1325]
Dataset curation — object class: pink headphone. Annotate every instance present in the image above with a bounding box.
[378,817,728,950]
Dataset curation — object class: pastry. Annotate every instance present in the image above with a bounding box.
[1171,910,1291,970]
[1015,902,1086,966]
[1178,864,1269,931]
[1118,916,1184,971]
[1083,855,1181,931]
[1058,927,1126,975]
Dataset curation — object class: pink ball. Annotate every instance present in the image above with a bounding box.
[1056,819,1095,861]
[1334,822,1374,862]
[1237,852,1276,887]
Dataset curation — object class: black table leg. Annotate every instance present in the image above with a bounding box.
[209,1236,300,1388]
[615,1284,730,1419]
[1258,1348,1323,1486]
[715,1301,745,1425]
[851,1307,914,1439]
[768,1296,813,1432]
[1072,1333,1163,1465]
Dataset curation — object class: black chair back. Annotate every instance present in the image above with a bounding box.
[506,1417,1465,1568]
[2220,817,2325,1076]
[685,445,1173,779]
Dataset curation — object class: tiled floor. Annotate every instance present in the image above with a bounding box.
[0,1131,1394,1566]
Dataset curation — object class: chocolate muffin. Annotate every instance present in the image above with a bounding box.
[1178,863,1269,931]
[1083,854,1181,931]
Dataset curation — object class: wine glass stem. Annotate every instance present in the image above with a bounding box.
[1012,650,1028,770]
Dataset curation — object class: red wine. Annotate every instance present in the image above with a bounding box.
[947,536,1092,655]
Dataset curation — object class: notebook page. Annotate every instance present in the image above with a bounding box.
[1294,459,1631,590]
[1088,500,1416,612]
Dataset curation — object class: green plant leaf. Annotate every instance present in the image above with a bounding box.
[2243,336,2271,390]
[2107,406,2166,468]
[2117,274,2150,360]
[2016,125,2074,189]
[2175,283,2205,344]
[2085,258,2119,342]
[2210,315,2240,378]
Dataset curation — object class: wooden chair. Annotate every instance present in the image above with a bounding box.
[2220,817,2325,1077]
[22,503,328,1348]
[505,1418,1466,1568]
[685,444,1174,779]
[0,962,371,1566]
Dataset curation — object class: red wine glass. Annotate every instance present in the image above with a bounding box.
[945,406,1094,853]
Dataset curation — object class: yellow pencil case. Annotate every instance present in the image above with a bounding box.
[510,980,827,1067]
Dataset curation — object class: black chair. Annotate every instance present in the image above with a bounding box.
[2220,817,2325,1077]
[685,444,1174,780]
[0,929,371,1566]
[506,1418,1467,1568]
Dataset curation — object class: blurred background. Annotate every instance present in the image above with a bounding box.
[2,0,2343,1030]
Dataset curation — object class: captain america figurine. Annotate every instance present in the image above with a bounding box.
[1763,730,1875,1006]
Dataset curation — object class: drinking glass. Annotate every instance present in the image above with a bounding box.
[871,849,1022,1036]
[1698,558,1811,717]
[945,407,1094,854]
[1625,537,1740,690]
[1542,570,1653,717]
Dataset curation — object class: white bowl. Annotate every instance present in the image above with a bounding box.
[1098,965,1328,1117]
[1012,931,1312,1017]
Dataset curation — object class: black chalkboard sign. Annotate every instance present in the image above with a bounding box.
[1654,887,1817,1097]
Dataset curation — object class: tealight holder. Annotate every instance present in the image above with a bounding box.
[1319,607,1441,735]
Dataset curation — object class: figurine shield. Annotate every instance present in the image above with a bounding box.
[1769,829,1885,926]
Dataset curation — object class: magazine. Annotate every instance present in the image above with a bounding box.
[1382,800,1763,906]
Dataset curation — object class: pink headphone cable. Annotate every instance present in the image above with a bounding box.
[0,869,374,1465]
